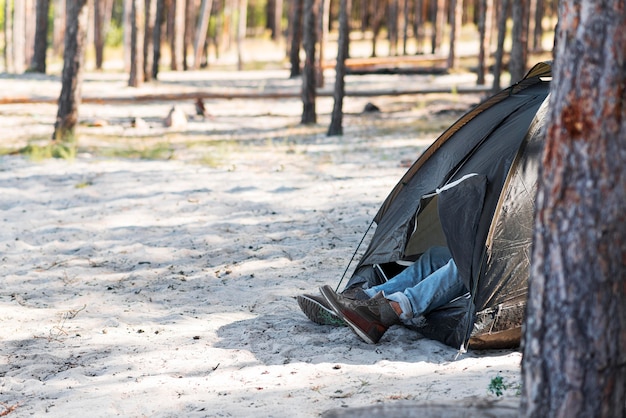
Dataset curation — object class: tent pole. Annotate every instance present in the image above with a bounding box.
[335,219,375,292]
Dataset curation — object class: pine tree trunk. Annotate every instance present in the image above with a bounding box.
[431,0,446,54]
[476,0,493,85]
[327,0,351,136]
[370,0,385,57]
[152,0,165,78]
[289,0,303,78]
[13,0,26,73]
[4,0,14,73]
[123,0,132,71]
[182,0,194,70]
[316,0,330,88]
[236,0,247,71]
[401,0,409,55]
[94,0,105,69]
[170,0,185,70]
[52,0,66,57]
[129,0,145,87]
[492,0,509,92]
[509,0,528,83]
[30,0,50,73]
[301,0,318,124]
[388,0,398,56]
[447,0,462,69]
[521,0,626,415]
[193,0,213,69]
[24,0,36,67]
[532,0,544,52]
[53,0,88,142]
[413,0,425,54]
[143,0,155,81]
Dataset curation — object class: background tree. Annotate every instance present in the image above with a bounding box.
[300,0,318,124]
[446,0,462,69]
[151,0,165,78]
[509,0,529,82]
[476,0,493,85]
[288,0,303,78]
[327,0,351,136]
[4,0,14,73]
[29,0,50,73]
[193,0,213,70]
[143,0,156,81]
[492,0,510,92]
[128,0,145,87]
[170,0,185,70]
[53,0,89,142]
[12,0,25,73]
[94,0,114,70]
[520,0,626,416]
[236,0,247,70]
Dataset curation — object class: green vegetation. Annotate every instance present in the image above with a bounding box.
[488,375,521,397]
[19,141,77,161]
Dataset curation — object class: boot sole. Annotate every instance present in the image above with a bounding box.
[297,294,345,327]
[319,286,378,344]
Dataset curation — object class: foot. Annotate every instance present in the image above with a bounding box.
[319,285,400,344]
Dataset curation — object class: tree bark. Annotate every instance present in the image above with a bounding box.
[532,0,544,52]
[152,0,165,78]
[370,0,385,57]
[388,0,398,56]
[30,0,50,73]
[193,0,213,69]
[316,0,330,87]
[431,0,446,54]
[301,0,318,124]
[520,0,626,416]
[52,0,66,57]
[4,0,14,73]
[143,0,156,80]
[13,0,26,73]
[327,0,351,136]
[413,0,425,54]
[236,0,247,71]
[289,0,303,78]
[53,0,89,142]
[170,0,185,70]
[492,0,509,92]
[476,0,493,85]
[446,0,462,69]
[129,0,145,87]
[509,0,529,83]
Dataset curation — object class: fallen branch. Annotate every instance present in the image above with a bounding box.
[0,402,20,416]
[0,86,492,105]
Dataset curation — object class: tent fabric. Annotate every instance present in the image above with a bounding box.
[344,62,552,349]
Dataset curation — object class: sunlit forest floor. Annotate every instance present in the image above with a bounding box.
[0,47,529,416]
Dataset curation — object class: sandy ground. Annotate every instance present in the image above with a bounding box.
[0,68,522,417]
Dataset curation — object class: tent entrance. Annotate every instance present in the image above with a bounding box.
[405,194,447,258]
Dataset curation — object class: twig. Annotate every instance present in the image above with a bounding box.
[0,402,20,416]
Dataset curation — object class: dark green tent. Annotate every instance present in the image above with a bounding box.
[344,62,552,350]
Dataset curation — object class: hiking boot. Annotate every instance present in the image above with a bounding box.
[297,293,346,326]
[319,285,400,344]
[297,287,369,327]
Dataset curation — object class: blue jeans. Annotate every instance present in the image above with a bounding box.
[364,247,466,322]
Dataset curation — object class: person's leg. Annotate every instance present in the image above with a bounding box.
[364,246,452,297]
[386,258,466,320]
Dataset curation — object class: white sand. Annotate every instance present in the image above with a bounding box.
[0,69,521,417]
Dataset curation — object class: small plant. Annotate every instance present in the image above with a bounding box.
[19,141,77,161]
[488,375,508,397]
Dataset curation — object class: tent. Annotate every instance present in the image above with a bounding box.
[343,62,552,350]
